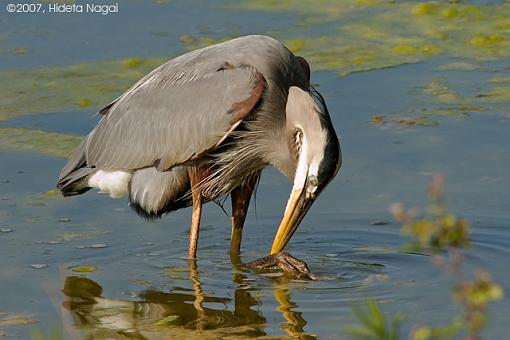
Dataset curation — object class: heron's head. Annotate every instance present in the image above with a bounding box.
[271,86,341,254]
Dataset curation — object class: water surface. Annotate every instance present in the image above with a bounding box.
[1,1,509,338]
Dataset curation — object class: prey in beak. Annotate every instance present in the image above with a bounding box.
[247,139,322,280]
[245,85,341,280]
[246,170,318,280]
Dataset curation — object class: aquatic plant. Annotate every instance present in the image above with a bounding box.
[347,175,504,339]
[345,299,403,340]
[30,327,62,340]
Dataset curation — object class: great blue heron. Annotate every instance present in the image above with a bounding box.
[57,35,341,278]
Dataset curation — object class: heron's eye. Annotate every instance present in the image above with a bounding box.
[306,175,318,199]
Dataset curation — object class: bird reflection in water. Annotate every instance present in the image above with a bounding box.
[61,259,316,339]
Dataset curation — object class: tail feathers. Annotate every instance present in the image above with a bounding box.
[57,138,93,196]
[57,167,94,196]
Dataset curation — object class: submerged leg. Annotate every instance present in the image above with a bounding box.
[230,174,259,255]
[187,259,205,330]
[187,167,205,259]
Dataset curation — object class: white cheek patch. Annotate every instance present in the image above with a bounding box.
[308,156,322,178]
[88,170,132,198]
[292,132,326,194]
[292,132,309,191]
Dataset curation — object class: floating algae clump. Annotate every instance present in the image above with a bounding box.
[0,128,82,158]
[78,98,92,108]
[370,113,439,127]
[470,34,506,48]
[477,86,510,103]
[411,2,440,16]
[70,265,97,273]
[422,78,461,103]
[391,44,441,56]
[438,62,480,71]
[489,77,510,84]
[123,58,143,69]
[179,35,240,51]
[286,38,305,53]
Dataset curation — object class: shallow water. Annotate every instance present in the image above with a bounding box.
[1,1,509,339]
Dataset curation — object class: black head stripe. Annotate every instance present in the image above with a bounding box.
[310,86,341,193]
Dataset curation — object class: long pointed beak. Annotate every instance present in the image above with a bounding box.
[270,187,313,254]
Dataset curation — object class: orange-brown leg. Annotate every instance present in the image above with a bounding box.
[187,167,205,259]
[230,174,259,255]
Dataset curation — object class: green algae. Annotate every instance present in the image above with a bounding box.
[286,38,306,53]
[179,35,240,51]
[181,1,506,86]
[70,265,97,273]
[421,77,510,106]
[228,0,392,25]
[153,315,180,326]
[422,78,462,103]
[413,75,510,123]
[489,77,510,84]
[0,128,82,158]
[391,44,441,56]
[0,57,166,121]
[179,33,436,77]
[123,58,143,69]
[225,0,510,76]
[78,98,91,108]
[438,61,480,71]
[43,189,60,197]
[179,34,195,45]
[371,114,439,127]
[477,86,510,103]
[371,106,482,127]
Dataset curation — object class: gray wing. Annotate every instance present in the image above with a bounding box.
[85,65,266,171]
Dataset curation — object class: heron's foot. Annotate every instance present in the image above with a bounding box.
[246,252,318,280]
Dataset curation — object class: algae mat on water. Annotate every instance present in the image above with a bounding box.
[0,128,82,158]
[224,0,510,76]
[0,57,166,122]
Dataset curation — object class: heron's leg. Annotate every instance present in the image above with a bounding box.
[187,167,205,259]
[230,175,258,255]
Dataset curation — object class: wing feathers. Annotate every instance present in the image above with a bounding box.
[85,65,266,171]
